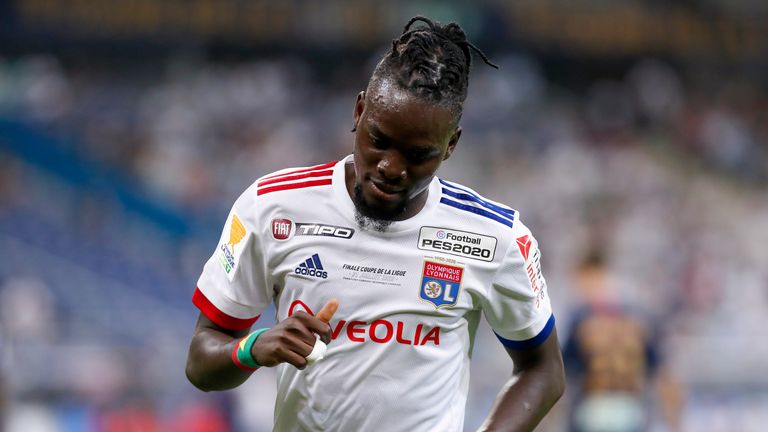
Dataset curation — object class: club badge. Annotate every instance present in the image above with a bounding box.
[419,260,463,308]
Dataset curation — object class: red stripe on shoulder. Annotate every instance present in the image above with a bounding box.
[257,178,332,196]
[260,161,337,181]
[192,287,259,331]
[258,169,333,187]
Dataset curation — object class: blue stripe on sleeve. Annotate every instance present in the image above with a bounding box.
[439,197,515,228]
[440,188,516,224]
[438,179,516,218]
[494,314,556,350]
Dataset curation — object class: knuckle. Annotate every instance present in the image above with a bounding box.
[287,319,308,332]
[277,346,293,360]
[292,311,310,321]
[296,358,308,370]
[274,345,286,357]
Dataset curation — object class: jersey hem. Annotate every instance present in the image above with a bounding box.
[494,314,555,350]
[192,287,260,331]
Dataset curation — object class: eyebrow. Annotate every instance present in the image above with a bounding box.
[368,124,385,138]
[367,122,440,154]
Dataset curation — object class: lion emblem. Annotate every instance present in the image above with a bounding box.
[423,280,442,298]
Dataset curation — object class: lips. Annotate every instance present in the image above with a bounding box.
[369,179,404,199]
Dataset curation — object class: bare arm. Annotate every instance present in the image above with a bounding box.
[479,328,566,432]
[185,313,253,391]
[185,300,338,392]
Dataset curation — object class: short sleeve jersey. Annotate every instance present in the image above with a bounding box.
[194,156,555,432]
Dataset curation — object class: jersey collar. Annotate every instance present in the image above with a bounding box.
[332,155,441,234]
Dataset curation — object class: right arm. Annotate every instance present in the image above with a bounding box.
[186,300,338,392]
[185,313,252,392]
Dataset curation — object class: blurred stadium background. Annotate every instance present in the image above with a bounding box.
[0,0,767,431]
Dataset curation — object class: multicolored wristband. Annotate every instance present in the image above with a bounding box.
[232,328,270,371]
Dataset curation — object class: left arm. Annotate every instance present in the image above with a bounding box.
[479,328,565,432]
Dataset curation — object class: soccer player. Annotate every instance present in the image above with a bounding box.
[186,16,565,431]
[563,252,682,432]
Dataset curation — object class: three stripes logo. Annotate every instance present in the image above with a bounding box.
[294,253,328,279]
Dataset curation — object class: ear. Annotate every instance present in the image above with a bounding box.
[443,126,461,161]
[352,91,365,131]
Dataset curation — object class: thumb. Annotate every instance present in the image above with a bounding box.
[315,298,339,324]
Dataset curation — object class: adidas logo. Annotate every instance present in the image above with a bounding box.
[294,253,328,279]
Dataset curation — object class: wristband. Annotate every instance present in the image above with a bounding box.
[232,328,270,371]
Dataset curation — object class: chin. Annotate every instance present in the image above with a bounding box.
[354,183,407,221]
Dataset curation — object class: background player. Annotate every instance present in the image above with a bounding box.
[562,251,683,432]
[186,16,565,431]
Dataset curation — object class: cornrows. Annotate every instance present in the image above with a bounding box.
[371,15,498,121]
[395,16,499,71]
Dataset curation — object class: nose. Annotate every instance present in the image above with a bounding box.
[377,152,406,182]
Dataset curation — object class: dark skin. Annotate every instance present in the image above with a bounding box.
[186,82,565,430]
[186,300,338,392]
[481,332,565,431]
[348,83,460,221]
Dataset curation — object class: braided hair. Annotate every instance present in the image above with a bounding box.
[368,16,497,122]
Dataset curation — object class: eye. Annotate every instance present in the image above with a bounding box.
[369,134,387,150]
[409,149,435,163]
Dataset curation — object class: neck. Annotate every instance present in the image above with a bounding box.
[343,161,430,222]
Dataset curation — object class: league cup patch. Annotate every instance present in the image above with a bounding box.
[218,213,249,281]
[419,260,463,308]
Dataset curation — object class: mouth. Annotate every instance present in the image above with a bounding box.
[369,179,405,200]
[352,181,408,223]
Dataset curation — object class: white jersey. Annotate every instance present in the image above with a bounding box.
[194,156,554,432]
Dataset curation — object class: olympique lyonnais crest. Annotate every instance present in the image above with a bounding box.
[419,260,463,308]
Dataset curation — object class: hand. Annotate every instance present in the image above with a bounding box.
[250,299,339,369]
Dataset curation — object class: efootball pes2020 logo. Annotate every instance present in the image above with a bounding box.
[295,254,328,279]
[419,260,463,308]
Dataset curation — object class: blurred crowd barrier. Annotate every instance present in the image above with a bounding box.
[0,8,767,431]
[4,0,768,63]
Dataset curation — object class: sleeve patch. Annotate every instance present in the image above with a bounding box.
[218,213,249,281]
[517,235,547,309]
